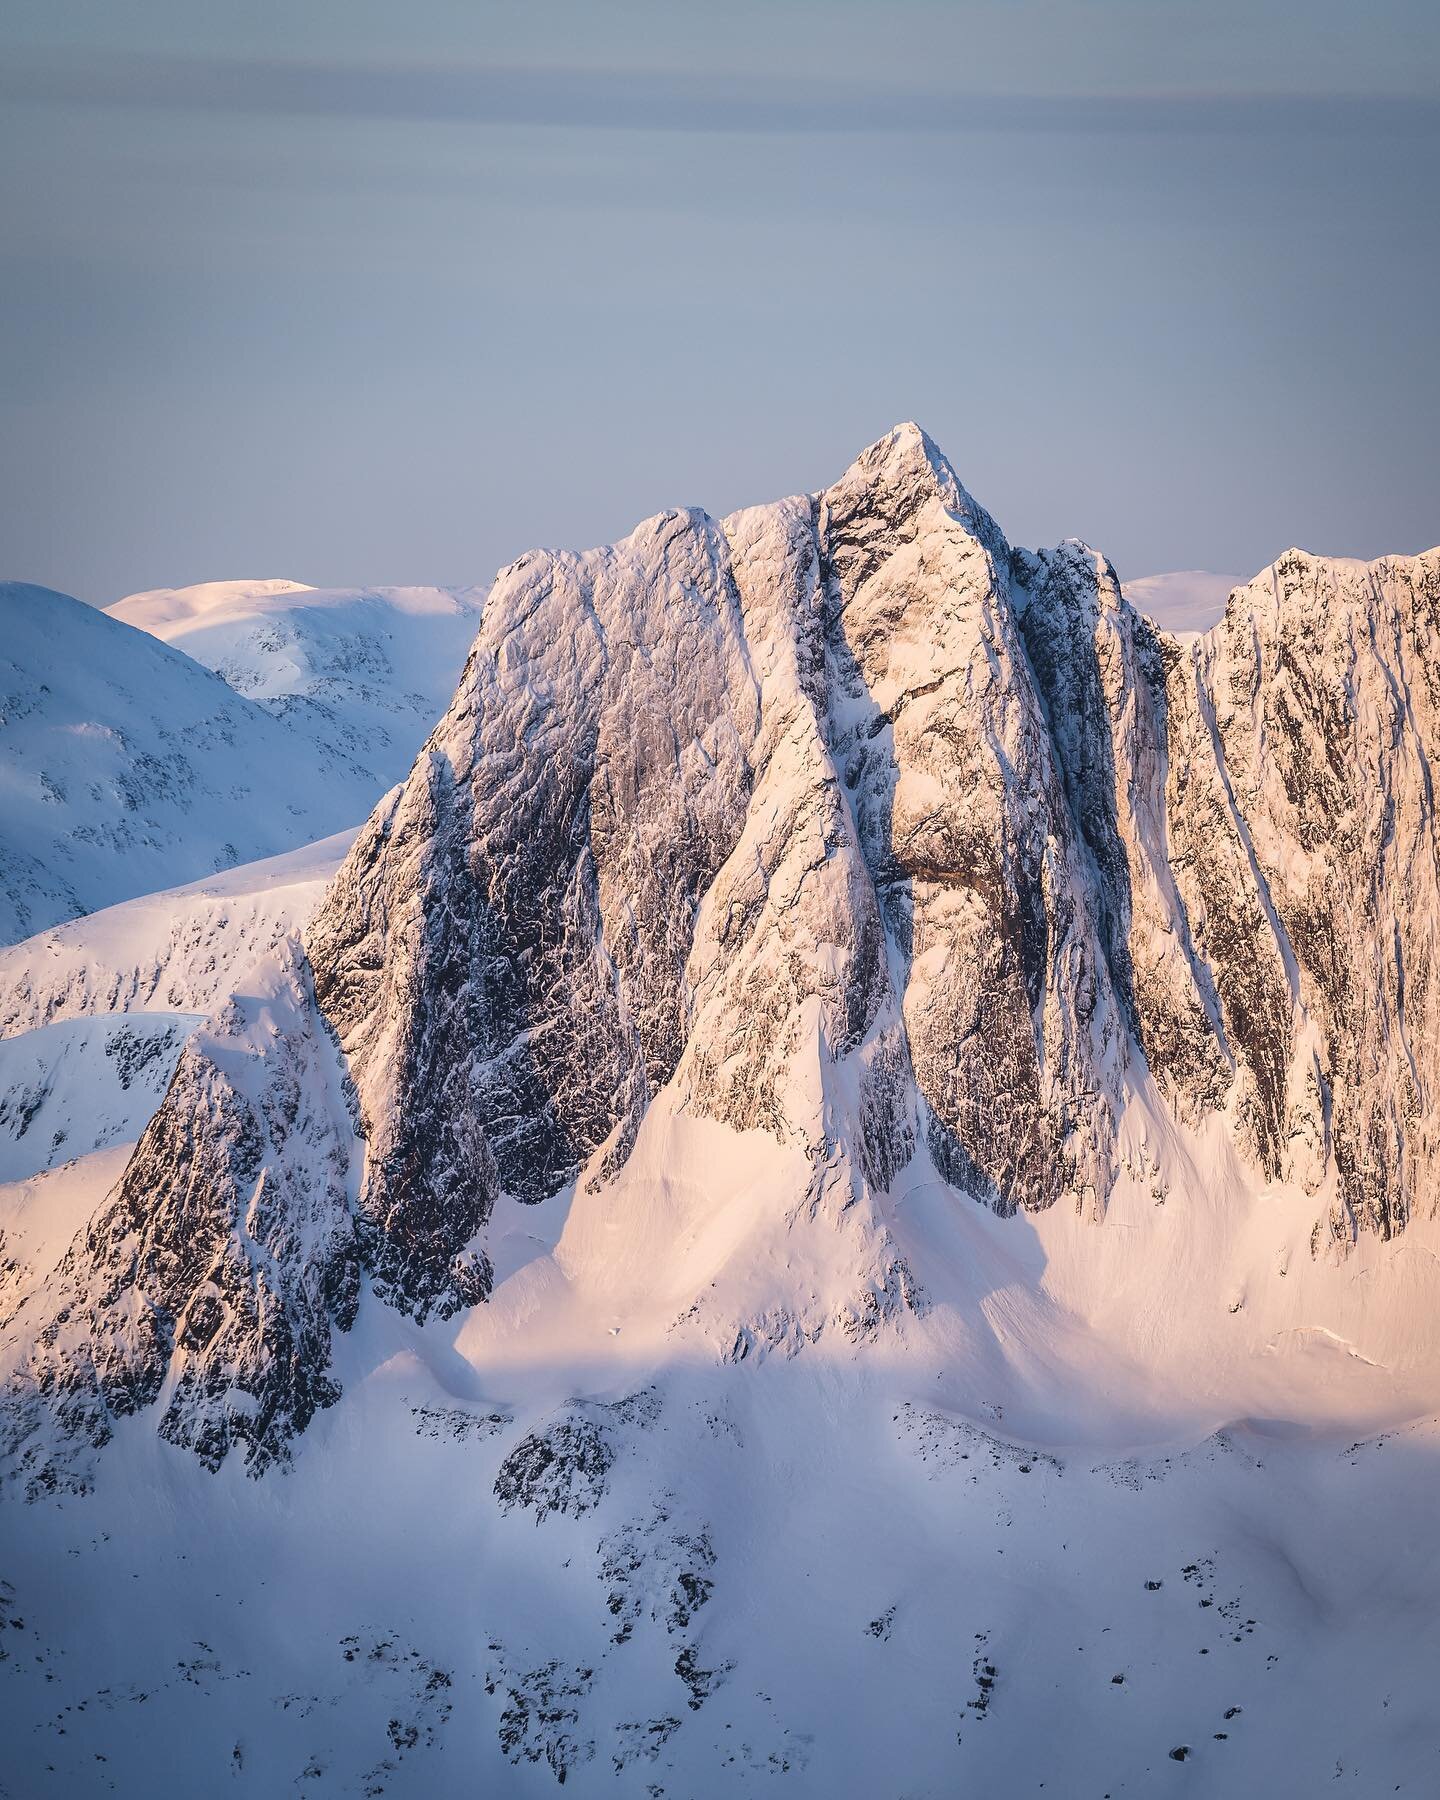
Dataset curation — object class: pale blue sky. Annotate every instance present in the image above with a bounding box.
[2,1,1437,603]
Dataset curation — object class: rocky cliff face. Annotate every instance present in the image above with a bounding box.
[4,424,1437,1486]
[304,510,759,1318]
[1185,548,1440,1240]
[0,948,358,1497]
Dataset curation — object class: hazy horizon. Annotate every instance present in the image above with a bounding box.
[3,0,1437,606]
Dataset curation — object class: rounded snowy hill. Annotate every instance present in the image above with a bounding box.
[108,577,486,790]
[1119,567,1238,636]
[0,583,381,944]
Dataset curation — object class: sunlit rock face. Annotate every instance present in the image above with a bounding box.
[310,423,1132,1258]
[6,423,1440,1484]
[1177,547,1440,1241]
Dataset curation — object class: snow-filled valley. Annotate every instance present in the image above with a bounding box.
[3,426,1440,1797]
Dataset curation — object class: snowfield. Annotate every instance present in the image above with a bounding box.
[3,1116,1438,1796]
[108,578,485,791]
[0,584,376,945]
[3,427,1440,1798]
[0,829,356,1040]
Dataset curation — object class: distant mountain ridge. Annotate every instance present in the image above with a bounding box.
[0,578,482,945]
[0,584,380,945]
[107,578,485,789]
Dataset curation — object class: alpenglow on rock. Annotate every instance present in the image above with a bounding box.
[4,423,1438,1486]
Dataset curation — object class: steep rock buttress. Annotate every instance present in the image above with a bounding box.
[5,425,1438,1484]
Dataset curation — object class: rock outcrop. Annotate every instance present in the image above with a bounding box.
[0,948,358,1496]
[5,424,1438,1484]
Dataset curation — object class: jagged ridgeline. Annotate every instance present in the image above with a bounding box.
[5,423,1439,1493]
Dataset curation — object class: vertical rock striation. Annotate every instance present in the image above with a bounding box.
[5,424,1438,1481]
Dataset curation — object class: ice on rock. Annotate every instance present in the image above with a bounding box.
[4,424,1440,1488]
[7,428,1440,1799]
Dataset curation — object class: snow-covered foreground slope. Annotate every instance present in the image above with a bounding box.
[0,585,381,944]
[4,427,1440,1796]
[3,1120,1439,1796]
[108,578,485,791]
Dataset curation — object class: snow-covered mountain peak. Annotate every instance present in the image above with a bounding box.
[820,419,1009,567]
[1228,537,1439,654]
[11,421,1439,1500]
[846,418,957,489]
[5,436,1440,1795]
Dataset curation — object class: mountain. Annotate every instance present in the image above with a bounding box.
[0,584,382,945]
[3,428,1440,1797]
[107,578,486,790]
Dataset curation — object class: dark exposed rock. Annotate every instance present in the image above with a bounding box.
[673,1642,732,1711]
[409,1404,511,1442]
[1,949,358,1494]
[103,1022,181,1091]
[599,1500,716,1644]
[486,1646,597,1783]
[8,425,1440,1489]
[494,1416,616,1523]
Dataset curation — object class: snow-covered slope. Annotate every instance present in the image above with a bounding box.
[0,828,355,1040]
[108,578,485,791]
[0,830,350,1316]
[0,1012,198,1188]
[0,585,381,944]
[4,430,1440,1797]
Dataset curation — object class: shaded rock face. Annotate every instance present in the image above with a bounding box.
[1,950,358,1497]
[5,423,1439,1482]
[1014,546,1232,1134]
[305,514,760,1311]
[1012,538,1440,1242]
